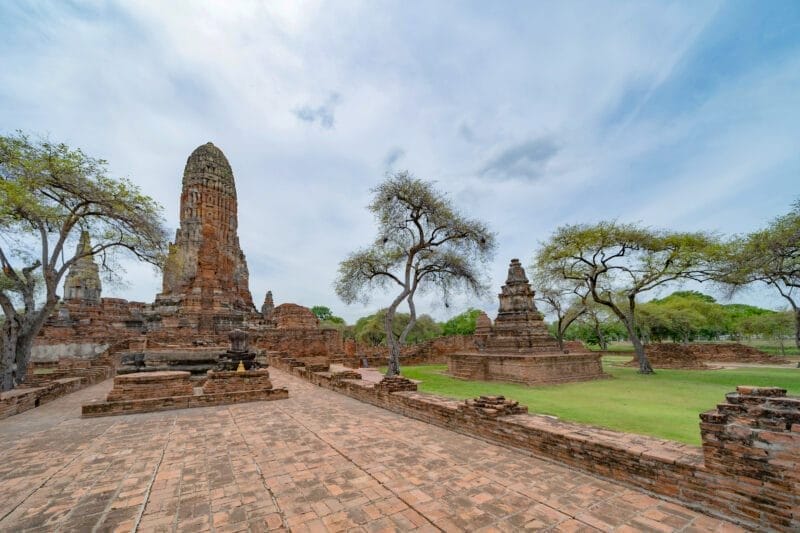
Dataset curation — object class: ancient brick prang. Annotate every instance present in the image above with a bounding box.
[63,231,101,302]
[155,142,255,332]
[261,290,275,320]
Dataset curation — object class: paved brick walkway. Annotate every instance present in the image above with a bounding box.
[0,369,741,532]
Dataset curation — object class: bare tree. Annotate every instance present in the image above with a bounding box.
[336,171,495,376]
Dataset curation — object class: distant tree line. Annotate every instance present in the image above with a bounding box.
[315,292,793,355]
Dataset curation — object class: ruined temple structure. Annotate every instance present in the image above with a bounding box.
[261,290,275,321]
[448,259,607,385]
[34,143,343,364]
[63,231,102,303]
[153,142,256,333]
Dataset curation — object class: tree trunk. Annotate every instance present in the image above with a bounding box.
[398,294,417,346]
[383,290,409,377]
[594,321,607,350]
[623,320,653,374]
[795,308,800,351]
[14,331,36,387]
[0,325,18,392]
[555,318,565,350]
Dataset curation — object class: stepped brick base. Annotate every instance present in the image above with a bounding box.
[202,369,273,394]
[82,369,287,417]
[448,351,608,385]
[106,371,194,401]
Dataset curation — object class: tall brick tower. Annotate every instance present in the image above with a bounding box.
[155,142,255,332]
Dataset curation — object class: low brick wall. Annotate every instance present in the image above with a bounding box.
[0,378,85,419]
[272,356,799,531]
[447,351,608,385]
[1,353,118,420]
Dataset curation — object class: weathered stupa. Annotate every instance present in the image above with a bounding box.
[484,259,561,352]
[449,259,607,385]
[153,142,256,332]
[63,231,102,303]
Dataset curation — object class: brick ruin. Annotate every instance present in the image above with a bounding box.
[34,142,343,365]
[625,342,791,369]
[154,142,254,332]
[448,259,607,385]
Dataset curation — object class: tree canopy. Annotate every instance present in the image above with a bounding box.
[534,221,719,374]
[441,308,482,336]
[716,199,800,349]
[0,132,168,390]
[335,171,495,376]
[352,309,442,346]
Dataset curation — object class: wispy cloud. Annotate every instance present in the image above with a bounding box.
[480,137,560,181]
[293,92,342,129]
[383,147,405,171]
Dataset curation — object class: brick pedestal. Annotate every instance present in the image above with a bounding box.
[202,369,273,394]
[106,371,193,402]
[700,386,799,529]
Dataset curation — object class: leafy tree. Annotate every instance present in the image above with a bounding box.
[352,309,441,345]
[717,201,800,349]
[564,307,626,348]
[739,311,794,355]
[336,172,495,376]
[638,291,726,342]
[535,222,718,374]
[311,305,333,321]
[0,132,168,390]
[441,308,482,336]
[311,305,345,324]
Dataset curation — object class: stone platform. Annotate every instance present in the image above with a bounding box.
[82,369,287,417]
[448,351,608,385]
[0,369,739,531]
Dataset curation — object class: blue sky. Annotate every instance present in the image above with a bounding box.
[1,1,799,322]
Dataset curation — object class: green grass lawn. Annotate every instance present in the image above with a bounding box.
[395,360,800,446]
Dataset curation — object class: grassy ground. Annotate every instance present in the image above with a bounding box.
[395,358,800,446]
[590,340,800,357]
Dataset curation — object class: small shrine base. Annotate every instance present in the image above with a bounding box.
[82,369,287,417]
[447,351,608,386]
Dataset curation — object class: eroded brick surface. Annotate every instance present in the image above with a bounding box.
[0,370,741,532]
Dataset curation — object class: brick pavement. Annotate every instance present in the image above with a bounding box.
[0,369,743,532]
